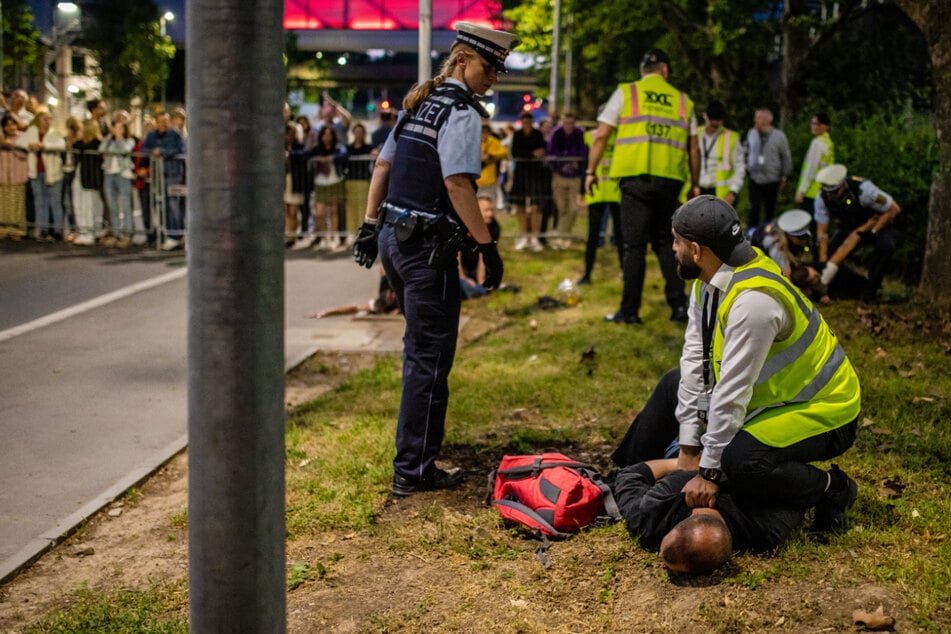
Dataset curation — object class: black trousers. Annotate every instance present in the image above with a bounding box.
[747,179,780,228]
[612,368,858,508]
[378,224,461,481]
[617,176,686,319]
[583,202,623,279]
[829,224,898,302]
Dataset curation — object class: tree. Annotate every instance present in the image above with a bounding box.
[504,0,780,125]
[894,0,951,302]
[82,0,175,105]
[1,0,43,92]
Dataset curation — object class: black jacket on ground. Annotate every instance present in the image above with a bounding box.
[613,463,805,553]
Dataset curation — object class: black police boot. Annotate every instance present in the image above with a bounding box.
[603,311,642,325]
[392,467,464,497]
[670,304,689,323]
[813,464,858,534]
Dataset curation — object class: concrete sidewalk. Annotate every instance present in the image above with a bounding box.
[0,253,404,584]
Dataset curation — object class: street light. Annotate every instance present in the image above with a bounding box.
[52,2,82,132]
[160,11,175,110]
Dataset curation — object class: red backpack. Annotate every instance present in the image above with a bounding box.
[487,453,620,546]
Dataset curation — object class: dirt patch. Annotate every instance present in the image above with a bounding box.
[284,351,382,409]
[0,347,910,633]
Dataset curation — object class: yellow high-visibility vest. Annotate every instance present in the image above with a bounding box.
[584,129,621,205]
[694,252,861,447]
[610,74,693,182]
[797,132,835,199]
[711,128,739,199]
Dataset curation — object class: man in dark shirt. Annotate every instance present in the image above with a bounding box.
[614,458,805,574]
[371,110,396,151]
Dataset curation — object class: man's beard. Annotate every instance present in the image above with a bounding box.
[677,254,702,280]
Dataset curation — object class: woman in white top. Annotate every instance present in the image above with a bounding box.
[17,111,66,240]
[99,120,136,246]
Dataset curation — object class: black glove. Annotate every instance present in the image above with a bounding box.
[353,221,379,268]
[477,241,503,289]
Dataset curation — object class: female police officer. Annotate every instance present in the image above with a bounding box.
[353,23,519,496]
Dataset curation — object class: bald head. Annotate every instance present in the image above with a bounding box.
[660,514,733,575]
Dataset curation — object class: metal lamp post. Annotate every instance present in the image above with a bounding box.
[52,2,81,133]
[160,11,174,110]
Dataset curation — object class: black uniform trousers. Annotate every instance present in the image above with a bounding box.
[829,223,898,302]
[378,224,461,481]
[617,175,686,319]
[611,368,858,509]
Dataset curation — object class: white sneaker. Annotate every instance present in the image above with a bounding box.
[529,237,543,252]
[291,235,315,250]
[161,238,181,251]
[73,233,95,246]
[514,236,528,251]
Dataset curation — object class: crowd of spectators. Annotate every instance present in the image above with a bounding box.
[2,85,884,305]
[0,87,188,250]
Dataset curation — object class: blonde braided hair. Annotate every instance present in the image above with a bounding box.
[402,44,476,112]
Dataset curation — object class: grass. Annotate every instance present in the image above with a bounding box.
[11,212,951,631]
[23,581,188,634]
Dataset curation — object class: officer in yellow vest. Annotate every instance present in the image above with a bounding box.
[664,195,860,533]
[579,126,623,285]
[795,112,835,213]
[697,101,745,205]
[585,49,700,324]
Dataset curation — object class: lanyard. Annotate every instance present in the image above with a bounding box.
[700,287,720,391]
[701,134,717,164]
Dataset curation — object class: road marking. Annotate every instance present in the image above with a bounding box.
[0,269,187,343]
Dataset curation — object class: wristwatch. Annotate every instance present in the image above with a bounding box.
[699,467,722,484]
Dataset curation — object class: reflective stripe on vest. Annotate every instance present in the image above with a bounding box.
[610,75,693,181]
[712,129,736,198]
[799,132,835,199]
[705,253,861,447]
[584,129,621,204]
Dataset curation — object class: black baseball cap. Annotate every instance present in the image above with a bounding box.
[672,196,756,266]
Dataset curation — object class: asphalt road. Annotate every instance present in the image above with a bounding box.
[0,241,403,583]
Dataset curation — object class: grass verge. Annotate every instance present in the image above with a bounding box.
[10,213,951,631]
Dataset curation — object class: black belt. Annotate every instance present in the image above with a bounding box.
[381,202,461,242]
[381,202,441,226]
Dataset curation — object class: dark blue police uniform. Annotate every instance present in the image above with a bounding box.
[376,79,486,484]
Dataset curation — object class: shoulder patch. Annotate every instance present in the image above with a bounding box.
[874,194,887,205]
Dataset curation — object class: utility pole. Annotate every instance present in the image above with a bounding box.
[548,0,562,118]
[418,0,432,84]
[187,1,287,631]
[563,13,573,114]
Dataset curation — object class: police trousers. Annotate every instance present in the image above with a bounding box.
[378,223,461,481]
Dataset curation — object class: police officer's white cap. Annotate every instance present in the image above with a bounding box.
[816,164,847,190]
[454,22,521,71]
[777,209,812,237]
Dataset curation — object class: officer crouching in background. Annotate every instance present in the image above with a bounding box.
[813,164,901,304]
[352,22,520,497]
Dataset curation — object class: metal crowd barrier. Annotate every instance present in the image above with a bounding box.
[1,148,593,250]
[0,145,187,251]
